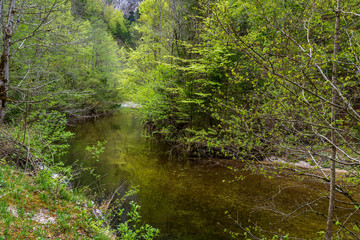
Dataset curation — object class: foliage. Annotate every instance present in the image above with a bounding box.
[104,5,133,45]
[121,0,360,238]
[0,0,160,238]
[0,115,159,239]
[1,0,124,123]
[0,160,113,239]
[117,201,160,239]
[12,110,74,165]
[3,0,360,238]
[85,140,107,162]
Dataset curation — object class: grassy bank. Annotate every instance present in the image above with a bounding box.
[0,113,159,240]
[0,161,114,239]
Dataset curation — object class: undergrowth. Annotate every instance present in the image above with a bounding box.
[0,110,159,239]
[0,160,113,239]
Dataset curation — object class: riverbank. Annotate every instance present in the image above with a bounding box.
[0,161,115,239]
[0,121,109,238]
[0,111,161,240]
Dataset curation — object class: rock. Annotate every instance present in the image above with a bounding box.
[92,208,105,221]
[7,206,18,217]
[32,209,56,224]
[265,156,350,174]
[265,156,286,164]
[121,101,141,109]
[36,162,48,171]
[294,161,312,169]
[107,0,142,16]
[51,173,72,190]
[336,169,349,174]
[266,156,311,169]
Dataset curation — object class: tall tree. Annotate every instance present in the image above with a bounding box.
[327,0,341,238]
[195,0,360,238]
[0,0,123,123]
[0,0,65,123]
[125,0,360,237]
[0,0,21,123]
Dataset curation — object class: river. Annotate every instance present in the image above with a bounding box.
[66,110,331,239]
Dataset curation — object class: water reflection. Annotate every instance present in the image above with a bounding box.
[66,110,327,239]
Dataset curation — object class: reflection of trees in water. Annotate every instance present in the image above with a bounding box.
[67,111,334,239]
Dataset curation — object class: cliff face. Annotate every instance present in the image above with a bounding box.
[108,0,142,16]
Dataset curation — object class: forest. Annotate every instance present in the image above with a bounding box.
[1,0,360,239]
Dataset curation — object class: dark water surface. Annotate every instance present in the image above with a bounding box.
[66,110,329,239]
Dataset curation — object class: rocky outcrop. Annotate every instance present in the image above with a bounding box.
[107,0,142,17]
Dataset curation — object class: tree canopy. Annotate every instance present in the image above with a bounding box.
[121,0,360,238]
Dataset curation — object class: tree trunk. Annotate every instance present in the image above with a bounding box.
[158,0,162,60]
[0,0,16,124]
[326,0,341,239]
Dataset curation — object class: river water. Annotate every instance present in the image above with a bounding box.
[66,110,331,239]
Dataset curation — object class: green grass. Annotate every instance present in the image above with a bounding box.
[0,160,113,240]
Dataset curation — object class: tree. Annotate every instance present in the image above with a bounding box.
[327,0,341,238]
[125,0,360,238]
[0,0,70,123]
[104,5,132,45]
[0,0,124,124]
[0,0,26,123]
[195,0,360,238]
